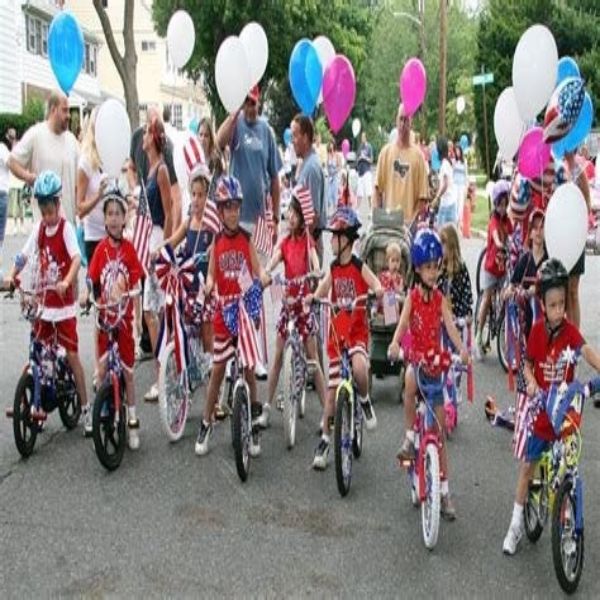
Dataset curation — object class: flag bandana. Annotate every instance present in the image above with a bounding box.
[292,185,314,226]
[543,77,585,144]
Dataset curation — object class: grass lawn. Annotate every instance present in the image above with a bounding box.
[471,169,491,233]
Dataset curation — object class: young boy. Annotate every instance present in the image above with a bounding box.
[195,175,270,457]
[6,171,90,433]
[87,189,143,450]
[308,206,383,470]
[502,258,600,555]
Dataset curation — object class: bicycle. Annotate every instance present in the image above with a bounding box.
[396,349,462,550]
[313,293,374,497]
[89,289,140,471]
[522,355,600,593]
[6,280,81,458]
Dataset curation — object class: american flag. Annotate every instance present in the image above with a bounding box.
[132,179,153,273]
[253,207,274,255]
[201,198,222,235]
[293,185,314,226]
[182,136,205,175]
[238,300,260,369]
[543,77,585,144]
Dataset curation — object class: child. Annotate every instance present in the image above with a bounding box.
[194,175,270,457]
[88,189,143,449]
[264,188,327,423]
[388,229,469,519]
[475,180,513,357]
[6,171,90,434]
[308,206,383,470]
[378,242,405,295]
[462,179,476,238]
[502,259,600,555]
[409,197,434,239]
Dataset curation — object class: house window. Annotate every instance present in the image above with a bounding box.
[171,104,183,129]
[42,24,48,56]
[90,46,97,77]
[26,14,51,57]
[141,40,156,52]
[26,15,36,53]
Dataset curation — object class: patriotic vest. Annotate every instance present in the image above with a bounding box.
[214,230,252,299]
[38,218,74,308]
[409,287,443,362]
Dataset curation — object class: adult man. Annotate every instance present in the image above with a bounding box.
[374,103,428,222]
[357,132,374,208]
[216,85,281,238]
[8,91,79,224]
[292,114,325,260]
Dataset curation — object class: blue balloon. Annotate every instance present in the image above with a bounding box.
[288,39,322,115]
[431,147,440,172]
[283,127,292,147]
[48,12,84,94]
[460,134,469,151]
[188,117,199,133]
[557,56,580,86]
[552,92,594,159]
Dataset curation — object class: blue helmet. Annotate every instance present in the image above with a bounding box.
[325,206,361,240]
[492,180,511,209]
[411,228,442,268]
[33,170,62,204]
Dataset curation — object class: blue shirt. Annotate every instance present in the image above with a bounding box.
[230,115,282,223]
[297,149,326,229]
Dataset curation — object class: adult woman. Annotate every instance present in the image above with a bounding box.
[452,145,468,234]
[142,116,172,401]
[197,117,224,198]
[434,137,456,228]
[0,129,11,276]
[326,142,341,215]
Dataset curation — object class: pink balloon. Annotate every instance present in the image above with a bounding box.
[323,55,356,134]
[400,58,427,117]
[341,139,350,157]
[518,127,551,179]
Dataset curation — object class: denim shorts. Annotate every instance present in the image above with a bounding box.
[416,370,445,407]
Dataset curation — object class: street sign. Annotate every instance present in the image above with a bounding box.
[472,72,494,86]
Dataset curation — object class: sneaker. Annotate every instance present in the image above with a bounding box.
[82,406,93,437]
[128,421,140,451]
[396,437,416,462]
[361,399,377,430]
[194,421,212,456]
[249,431,261,457]
[276,393,284,411]
[255,362,268,381]
[441,494,456,521]
[144,383,159,402]
[503,521,524,555]
[254,403,271,429]
[312,438,330,470]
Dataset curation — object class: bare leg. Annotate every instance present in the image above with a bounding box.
[203,362,226,422]
[267,335,285,405]
[403,365,417,433]
[67,351,88,408]
[305,336,326,407]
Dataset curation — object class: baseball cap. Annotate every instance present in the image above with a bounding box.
[247,85,260,104]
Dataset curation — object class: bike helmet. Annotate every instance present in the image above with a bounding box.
[528,207,545,228]
[33,170,62,205]
[510,175,531,219]
[537,258,568,300]
[492,179,511,210]
[411,228,442,268]
[102,186,128,214]
[325,206,361,240]
[214,175,243,206]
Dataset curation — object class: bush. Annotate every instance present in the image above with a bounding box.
[0,99,45,143]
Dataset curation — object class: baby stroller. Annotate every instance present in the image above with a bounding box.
[360,208,411,402]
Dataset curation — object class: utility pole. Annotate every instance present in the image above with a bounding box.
[438,0,448,135]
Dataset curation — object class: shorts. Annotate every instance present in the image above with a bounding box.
[513,391,553,462]
[570,250,585,277]
[276,303,317,341]
[357,171,373,198]
[34,318,78,353]
[144,226,166,312]
[414,366,445,407]
[481,268,505,291]
[213,334,236,365]
[328,343,368,389]
[98,318,135,368]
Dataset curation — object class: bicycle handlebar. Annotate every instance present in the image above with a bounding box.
[312,292,375,312]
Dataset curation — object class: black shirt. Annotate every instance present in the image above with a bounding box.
[129,126,177,186]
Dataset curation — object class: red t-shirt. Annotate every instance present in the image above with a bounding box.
[88,238,143,321]
[484,212,513,277]
[409,286,443,361]
[213,229,252,300]
[280,231,313,279]
[526,319,585,390]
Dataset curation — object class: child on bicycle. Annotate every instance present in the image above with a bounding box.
[87,189,143,450]
[475,180,513,358]
[264,187,326,422]
[6,171,90,434]
[388,229,469,519]
[194,175,270,457]
[307,206,383,470]
[502,258,600,555]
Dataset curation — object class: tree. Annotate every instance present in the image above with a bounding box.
[92,0,139,129]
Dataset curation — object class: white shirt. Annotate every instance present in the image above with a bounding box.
[10,122,80,224]
[438,158,455,208]
[78,154,105,241]
[0,142,10,192]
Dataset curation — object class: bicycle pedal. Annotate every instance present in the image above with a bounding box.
[5,406,14,418]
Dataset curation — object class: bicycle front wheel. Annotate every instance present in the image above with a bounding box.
[13,373,38,458]
[421,442,441,550]
[524,472,548,542]
[57,367,81,430]
[475,248,486,297]
[551,478,584,594]
[282,342,297,449]
[158,341,189,442]
[232,384,250,482]
[334,386,353,497]
[92,383,126,471]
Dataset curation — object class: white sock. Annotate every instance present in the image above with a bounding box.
[128,406,137,422]
[358,394,369,405]
[321,433,330,444]
[511,502,524,527]
[406,430,415,444]
[441,479,449,496]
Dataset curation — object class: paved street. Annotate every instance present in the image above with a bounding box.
[1,213,600,598]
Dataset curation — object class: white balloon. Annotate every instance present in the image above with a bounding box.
[512,24,558,121]
[215,36,252,114]
[95,99,131,178]
[352,118,361,138]
[313,35,335,105]
[240,22,269,87]
[494,87,525,160]
[545,182,588,272]
[456,96,465,115]
[167,10,195,69]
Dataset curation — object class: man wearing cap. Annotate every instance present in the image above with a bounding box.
[374,103,428,222]
[216,85,282,240]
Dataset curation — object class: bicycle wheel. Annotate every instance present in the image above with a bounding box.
[57,367,81,430]
[551,478,584,594]
[524,477,548,543]
[232,384,250,482]
[282,342,297,450]
[334,387,353,497]
[352,400,363,458]
[13,373,38,458]
[188,335,204,391]
[475,248,486,297]
[158,341,189,442]
[92,383,126,471]
[421,442,441,550]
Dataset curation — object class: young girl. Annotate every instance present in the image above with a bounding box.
[308,207,383,470]
[194,175,270,457]
[338,170,354,208]
[388,229,469,519]
[264,189,327,422]
[378,242,405,295]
